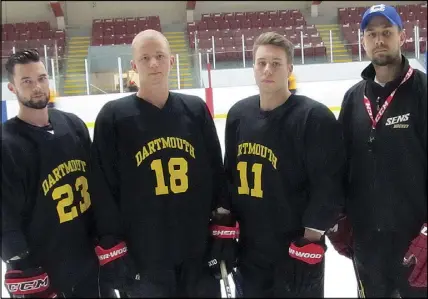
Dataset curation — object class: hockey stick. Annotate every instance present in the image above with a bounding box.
[230,268,244,298]
[220,260,233,298]
[351,255,366,298]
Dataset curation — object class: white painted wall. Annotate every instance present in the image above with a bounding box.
[2,1,425,28]
[64,1,186,27]
[1,1,57,28]
[202,59,426,87]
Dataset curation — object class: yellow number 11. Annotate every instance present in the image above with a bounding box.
[237,161,263,198]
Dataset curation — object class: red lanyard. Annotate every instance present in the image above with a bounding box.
[363,66,414,129]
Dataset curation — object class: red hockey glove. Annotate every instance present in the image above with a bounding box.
[95,236,139,291]
[4,267,58,298]
[289,237,326,265]
[326,214,353,259]
[403,223,427,288]
[207,210,239,279]
[288,237,326,293]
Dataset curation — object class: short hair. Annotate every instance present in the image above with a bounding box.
[253,32,294,64]
[5,49,41,82]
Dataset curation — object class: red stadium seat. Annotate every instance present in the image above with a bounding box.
[37,21,50,31]
[103,35,115,46]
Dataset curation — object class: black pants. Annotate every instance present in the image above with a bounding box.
[237,252,324,298]
[62,265,117,298]
[124,257,221,298]
[353,231,427,298]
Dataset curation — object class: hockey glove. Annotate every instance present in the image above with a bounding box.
[207,210,240,279]
[326,213,353,259]
[95,236,139,291]
[4,254,59,298]
[288,237,326,293]
[403,223,427,288]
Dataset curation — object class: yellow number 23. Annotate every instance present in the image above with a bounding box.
[51,176,92,224]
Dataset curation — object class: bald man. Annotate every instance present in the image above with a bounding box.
[89,30,233,297]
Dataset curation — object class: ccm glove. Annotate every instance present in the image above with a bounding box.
[4,253,60,298]
[207,210,240,279]
[95,235,139,291]
[326,214,353,259]
[288,237,326,293]
[403,223,427,288]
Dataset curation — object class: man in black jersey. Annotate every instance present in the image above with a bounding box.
[327,4,427,297]
[90,29,235,297]
[1,49,116,298]
[223,32,346,297]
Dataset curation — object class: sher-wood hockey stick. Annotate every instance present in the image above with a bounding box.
[351,255,366,298]
[220,260,233,298]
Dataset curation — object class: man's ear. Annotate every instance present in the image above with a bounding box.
[8,82,16,95]
[399,29,406,47]
[130,60,138,73]
[170,54,175,69]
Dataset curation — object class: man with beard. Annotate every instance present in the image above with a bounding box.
[1,49,116,298]
[327,4,427,297]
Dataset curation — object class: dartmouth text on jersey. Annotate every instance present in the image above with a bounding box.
[42,159,87,195]
[237,142,278,169]
[135,137,196,167]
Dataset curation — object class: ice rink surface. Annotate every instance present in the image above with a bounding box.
[1,119,358,298]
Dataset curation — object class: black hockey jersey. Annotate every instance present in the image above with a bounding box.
[1,109,98,292]
[90,92,226,270]
[339,56,427,236]
[224,94,345,261]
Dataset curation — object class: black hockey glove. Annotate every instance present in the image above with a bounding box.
[207,210,240,279]
[95,235,139,291]
[4,252,61,298]
[287,237,326,294]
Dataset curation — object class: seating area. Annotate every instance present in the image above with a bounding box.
[91,16,161,46]
[340,3,427,55]
[1,21,66,77]
[187,10,326,61]
[1,21,66,58]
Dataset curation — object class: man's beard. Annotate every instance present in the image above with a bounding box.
[17,91,50,109]
[371,50,401,67]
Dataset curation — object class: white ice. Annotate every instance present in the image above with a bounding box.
[1,119,357,298]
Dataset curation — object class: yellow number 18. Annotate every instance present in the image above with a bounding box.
[150,158,189,195]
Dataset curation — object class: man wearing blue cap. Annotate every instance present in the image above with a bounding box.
[327,4,427,297]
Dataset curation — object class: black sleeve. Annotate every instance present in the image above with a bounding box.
[337,89,354,209]
[417,73,427,155]
[199,100,229,211]
[302,105,346,231]
[1,141,30,261]
[90,102,123,240]
[338,88,353,155]
[64,112,92,155]
[76,115,92,155]
[416,74,427,193]
[223,109,239,212]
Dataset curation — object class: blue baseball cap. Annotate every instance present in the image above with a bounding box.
[360,4,403,31]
